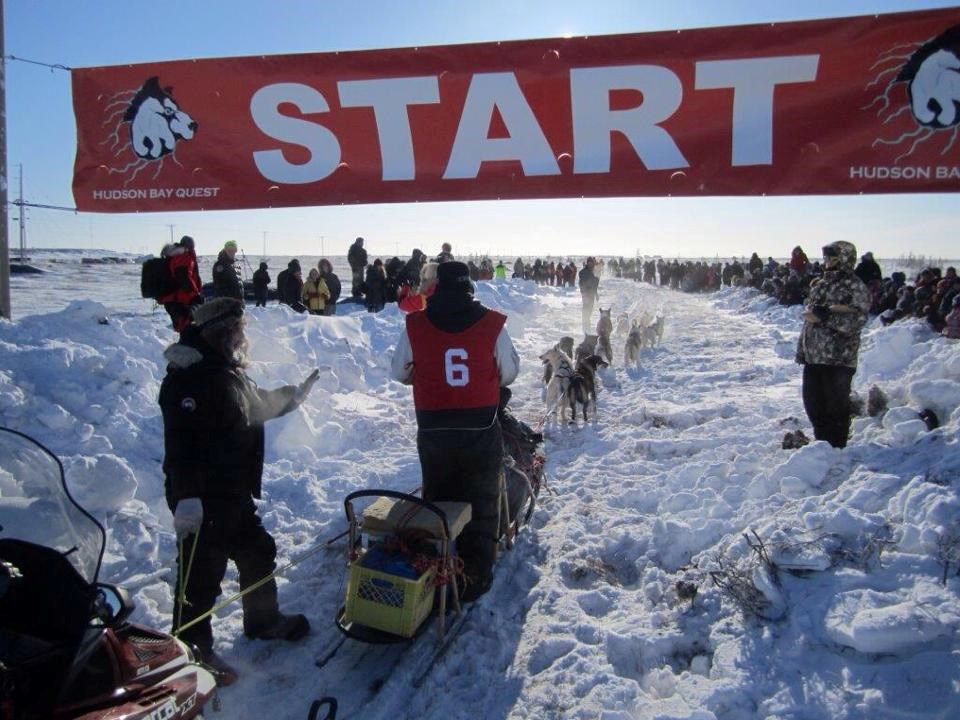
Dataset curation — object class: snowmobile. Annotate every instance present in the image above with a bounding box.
[0,427,217,719]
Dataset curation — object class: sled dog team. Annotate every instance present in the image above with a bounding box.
[540,307,665,423]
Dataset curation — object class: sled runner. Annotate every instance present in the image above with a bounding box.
[0,427,217,719]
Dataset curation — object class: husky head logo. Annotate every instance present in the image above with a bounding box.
[897,25,960,129]
[866,24,960,162]
[124,77,198,159]
[99,76,198,185]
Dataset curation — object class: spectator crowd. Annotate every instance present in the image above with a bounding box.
[606,248,959,340]
[157,236,959,343]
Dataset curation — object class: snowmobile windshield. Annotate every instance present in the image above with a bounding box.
[0,428,105,583]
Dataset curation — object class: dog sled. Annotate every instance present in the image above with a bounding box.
[334,398,545,645]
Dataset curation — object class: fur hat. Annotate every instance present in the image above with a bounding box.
[192,297,244,328]
[420,262,439,284]
[822,241,857,270]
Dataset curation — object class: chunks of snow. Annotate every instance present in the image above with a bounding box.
[771,440,838,496]
[63,454,138,514]
[908,378,960,422]
[825,587,958,654]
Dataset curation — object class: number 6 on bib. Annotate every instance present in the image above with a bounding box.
[444,348,470,386]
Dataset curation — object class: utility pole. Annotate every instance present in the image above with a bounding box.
[320,235,325,257]
[18,165,25,261]
[0,1,10,320]
[166,224,175,244]
[262,231,267,257]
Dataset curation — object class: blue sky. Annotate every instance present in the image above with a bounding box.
[6,0,959,260]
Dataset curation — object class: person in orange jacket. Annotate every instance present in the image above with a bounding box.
[398,262,438,313]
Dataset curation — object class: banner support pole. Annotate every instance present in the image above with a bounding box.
[0,0,11,320]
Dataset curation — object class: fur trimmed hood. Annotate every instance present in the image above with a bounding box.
[163,342,203,369]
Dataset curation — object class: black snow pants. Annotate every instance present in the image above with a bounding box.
[417,424,503,601]
[173,497,279,654]
[351,267,365,298]
[802,364,856,449]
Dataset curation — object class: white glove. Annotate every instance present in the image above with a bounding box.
[174,498,203,537]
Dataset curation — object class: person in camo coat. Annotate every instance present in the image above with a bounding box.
[795,240,871,448]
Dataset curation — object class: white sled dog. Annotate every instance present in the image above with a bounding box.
[540,347,576,422]
[542,336,575,386]
[624,322,644,367]
[596,308,614,365]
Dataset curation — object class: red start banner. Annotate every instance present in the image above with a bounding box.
[72,7,960,212]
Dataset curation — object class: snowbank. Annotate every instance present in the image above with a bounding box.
[1,273,958,719]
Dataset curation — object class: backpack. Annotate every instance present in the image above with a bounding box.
[140,257,175,300]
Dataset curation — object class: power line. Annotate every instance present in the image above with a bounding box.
[4,54,71,72]
[8,199,77,212]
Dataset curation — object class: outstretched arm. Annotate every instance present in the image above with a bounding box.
[496,328,520,386]
[391,329,414,384]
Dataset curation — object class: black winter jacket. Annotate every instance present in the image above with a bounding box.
[322,271,342,304]
[212,251,243,299]
[277,267,304,306]
[854,259,882,286]
[578,267,599,297]
[253,268,270,294]
[348,242,368,271]
[364,266,387,307]
[159,329,297,507]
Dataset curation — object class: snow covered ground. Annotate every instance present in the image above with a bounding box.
[2,259,959,719]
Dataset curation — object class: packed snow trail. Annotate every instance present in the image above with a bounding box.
[399,279,809,719]
[337,278,959,720]
[1,265,958,720]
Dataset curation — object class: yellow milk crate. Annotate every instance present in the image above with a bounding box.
[342,547,436,638]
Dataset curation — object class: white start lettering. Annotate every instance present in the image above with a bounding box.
[249,55,820,184]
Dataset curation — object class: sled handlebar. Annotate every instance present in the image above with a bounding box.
[343,489,453,540]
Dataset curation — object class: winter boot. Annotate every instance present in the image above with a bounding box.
[244,612,310,642]
[459,570,493,603]
[199,649,239,687]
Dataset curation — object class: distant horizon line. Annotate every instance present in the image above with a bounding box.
[13,247,958,265]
